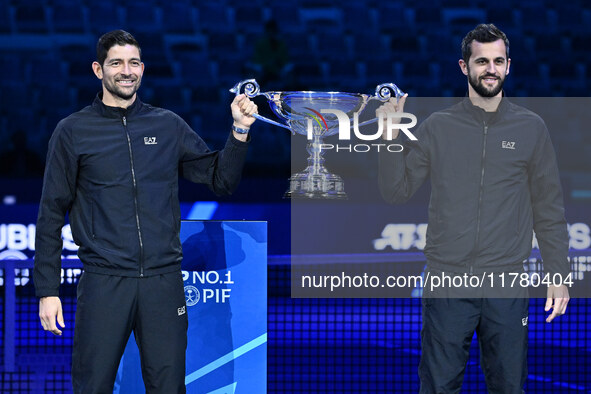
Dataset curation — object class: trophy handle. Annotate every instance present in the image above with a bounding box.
[354,83,406,128]
[375,83,405,102]
[229,79,293,132]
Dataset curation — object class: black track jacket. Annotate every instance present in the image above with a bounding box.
[379,98,569,277]
[34,94,249,297]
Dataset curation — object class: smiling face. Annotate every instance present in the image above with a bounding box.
[459,39,511,99]
[92,44,144,108]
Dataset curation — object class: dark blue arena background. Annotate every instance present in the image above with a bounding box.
[1,0,590,392]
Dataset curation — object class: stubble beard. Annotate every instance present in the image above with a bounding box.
[103,76,142,101]
[467,67,505,98]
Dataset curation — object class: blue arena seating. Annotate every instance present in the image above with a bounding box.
[0,0,589,175]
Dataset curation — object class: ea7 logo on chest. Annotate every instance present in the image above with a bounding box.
[144,137,157,145]
[501,140,516,150]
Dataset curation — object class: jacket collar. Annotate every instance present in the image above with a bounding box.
[92,92,143,119]
[461,94,510,124]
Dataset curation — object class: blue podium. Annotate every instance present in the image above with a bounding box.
[114,221,267,394]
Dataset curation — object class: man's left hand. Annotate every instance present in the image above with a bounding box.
[545,284,569,323]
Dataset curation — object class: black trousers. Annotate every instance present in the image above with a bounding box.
[419,297,529,394]
[71,271,188,394]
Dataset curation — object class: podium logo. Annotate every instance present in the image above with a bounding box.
[184,285,200,307]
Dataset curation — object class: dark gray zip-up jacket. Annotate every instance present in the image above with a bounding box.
[34,94,249,297]
[379,98,569,277]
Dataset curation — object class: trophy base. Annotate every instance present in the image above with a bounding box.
[284,172,347,200]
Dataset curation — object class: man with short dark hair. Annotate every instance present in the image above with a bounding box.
[378,24,570,393]
[34,29,257,393]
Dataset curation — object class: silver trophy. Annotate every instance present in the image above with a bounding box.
[230,79,404,199]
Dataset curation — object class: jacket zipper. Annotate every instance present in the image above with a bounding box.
[470,121,488,275]
[122,115,145,277]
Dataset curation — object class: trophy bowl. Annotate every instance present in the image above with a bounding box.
[230,79,403,199]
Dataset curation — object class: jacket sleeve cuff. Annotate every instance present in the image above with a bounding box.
[35,287,60,298]
[229,131,251,146]
[546,265,572,281]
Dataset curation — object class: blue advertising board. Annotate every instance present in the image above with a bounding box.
[114,221,267,393]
